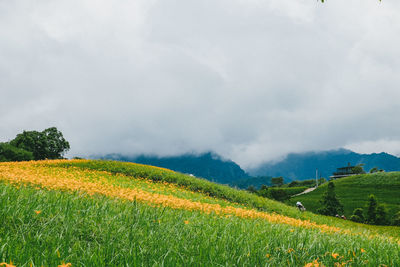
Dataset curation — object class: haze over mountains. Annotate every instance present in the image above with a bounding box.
[100,149,400,184]
[250,149,400,181]
[102,152,249,184]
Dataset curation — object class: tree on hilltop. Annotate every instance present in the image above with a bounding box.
[9,127,70,160]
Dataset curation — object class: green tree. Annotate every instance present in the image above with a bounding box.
[366,194,378,224]
[350,208,365,223]
[0,143,34,162]
[369,167,379,173]
[268,188,288,201]
[392,211,400,226]
[246,185,257,193]
[271,177,284,187]
[375,205,388,225]
[352,164,366,174]
[10,127,70,160]
[317,181,344,216]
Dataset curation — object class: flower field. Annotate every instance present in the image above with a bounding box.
[0,160,399,266]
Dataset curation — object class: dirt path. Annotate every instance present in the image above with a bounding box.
[292,186,317,197]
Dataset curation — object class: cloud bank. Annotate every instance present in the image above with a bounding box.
[1,0,400,168]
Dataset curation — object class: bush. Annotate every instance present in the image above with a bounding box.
[349,215,363,223]
[268,188,289,201]
[0,143,33,162]
[392,211,400,226]
[352,208,365,222]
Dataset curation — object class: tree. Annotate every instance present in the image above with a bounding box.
[268,188,288,201]
[10,127,70,160]
[350,208,365,223]
[271,177,284,187]
[392,211,400,226]
[317,181,344,216]
[352,164,366,174]
[375,205,389,225]
[246,185,257,193]
[0,143,33,162]
[366,194,378,224]
[369,167,379,173]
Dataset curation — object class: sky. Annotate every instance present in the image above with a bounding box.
[1,0,400,169]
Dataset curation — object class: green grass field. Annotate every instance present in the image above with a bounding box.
[289,172,400,222]
[0,160,399,266]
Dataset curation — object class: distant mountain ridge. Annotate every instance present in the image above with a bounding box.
[100,152,249,184]
[249,148,400,181]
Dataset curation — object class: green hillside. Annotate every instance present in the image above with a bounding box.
[289,172,400,221]
[0,160,399,266]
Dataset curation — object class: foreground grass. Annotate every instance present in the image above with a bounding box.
[1,183,399,266]
[0,160,399,266]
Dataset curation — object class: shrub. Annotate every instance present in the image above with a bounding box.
[0,143,33,162]
[375,205,389,225]
[349,215,362,223]
[351,208,365,223]
[392,211,400,226]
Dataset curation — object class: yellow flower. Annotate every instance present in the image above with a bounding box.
[287,248,295,253]
[265,254,271,258]
[34,210,41,214]
[0,262,16,267]
[304,259,324,267]
[360,248,366,253]
[184,220,189,224]
[58,263,72,267]
[331,252,339,259]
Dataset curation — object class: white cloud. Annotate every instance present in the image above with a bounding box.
[1,0,400,168]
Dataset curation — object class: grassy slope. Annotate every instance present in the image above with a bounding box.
[0,160,399,266]
[54,160,400,239]
[289,172,400,220]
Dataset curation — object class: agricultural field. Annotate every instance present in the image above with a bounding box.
[0,160,399,266]
[289,172,400,222]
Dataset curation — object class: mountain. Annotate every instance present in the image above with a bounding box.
[100,152,249,184]
[249,149,400,181]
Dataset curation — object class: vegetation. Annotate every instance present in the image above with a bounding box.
[250,148,400,181]
[317,182,344,216]
[290,172,400,225]
[0,160,399,266]
[287,178,326,188]
[258,186,307,201]
[352,164,366,175]
[349,194,390,225]
[232,176,271,189]
[0,143,33,162]
[0,127,70,162]
[271,177,284,187]
[104,152,249,184]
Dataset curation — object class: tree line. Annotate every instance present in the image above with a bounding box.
[317,182,399,226]
[0,127,70,162]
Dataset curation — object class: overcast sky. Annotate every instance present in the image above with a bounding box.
[1,0,400,168]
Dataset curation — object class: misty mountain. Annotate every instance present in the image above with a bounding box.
[249,148,400,181]
[100,152,249,184]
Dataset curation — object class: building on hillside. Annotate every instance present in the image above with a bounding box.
[330,163,357,179]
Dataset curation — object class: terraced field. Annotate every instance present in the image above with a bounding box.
[0,160,399,266]
[290,172,400,222]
